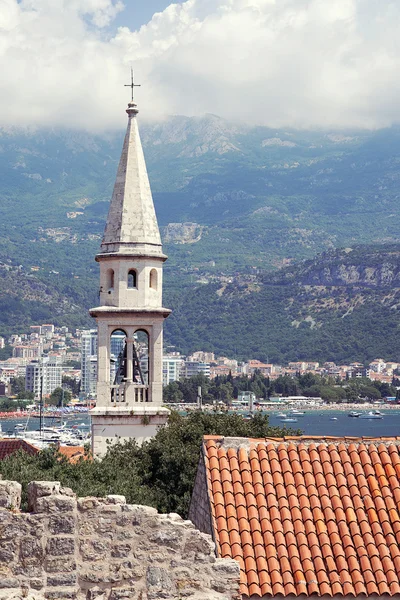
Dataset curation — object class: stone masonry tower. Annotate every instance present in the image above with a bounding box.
[90,95,170,456]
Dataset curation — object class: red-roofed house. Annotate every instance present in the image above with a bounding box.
[189,435,400,598]
[0,438,39,460]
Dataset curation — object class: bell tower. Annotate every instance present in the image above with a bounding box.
[90,90,170,457]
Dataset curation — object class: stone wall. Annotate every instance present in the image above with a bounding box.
[188,452,214,538]
[0,479,240,600]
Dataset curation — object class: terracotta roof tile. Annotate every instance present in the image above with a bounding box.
[0,438,39,459]
[202,435,400,597]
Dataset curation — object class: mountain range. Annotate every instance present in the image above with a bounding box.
[0,115,400,362]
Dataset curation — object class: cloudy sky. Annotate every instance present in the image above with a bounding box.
[1,0,400,130]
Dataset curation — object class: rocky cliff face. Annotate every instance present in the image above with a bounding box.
[272,246,400,289]
[300,262,400,287]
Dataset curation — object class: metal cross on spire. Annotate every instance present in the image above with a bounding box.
[125,67,141,102]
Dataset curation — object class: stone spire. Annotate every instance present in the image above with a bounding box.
[100,100,163,258]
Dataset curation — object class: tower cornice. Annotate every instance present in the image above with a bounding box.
[89,306,171,318]
[95,251,168,263]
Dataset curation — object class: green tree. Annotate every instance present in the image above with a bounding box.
[48,387,72,407]
[17,390,35,400]
[62,376,80,396]
[134,410,299,516]
[163,381,183,403]
[0,411,299,517]
[10,376,26,396]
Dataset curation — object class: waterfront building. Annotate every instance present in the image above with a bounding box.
[80,330,98,397]
[163,353,184,385]
[25,356,62,399]
[184,360,210,378]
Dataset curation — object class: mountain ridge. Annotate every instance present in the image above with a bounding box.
[0,115,400,359]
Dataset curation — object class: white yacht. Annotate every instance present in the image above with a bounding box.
[358,411,383,420]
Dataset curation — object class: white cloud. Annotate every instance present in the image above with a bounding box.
[1,0,400,130]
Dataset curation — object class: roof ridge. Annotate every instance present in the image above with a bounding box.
[203,434,400,448]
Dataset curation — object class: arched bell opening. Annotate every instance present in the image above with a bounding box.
[127,269,137,289]
[107,268,115,290]
[110,329,127,385]
[149,268,158,290]
[133,329,149,386]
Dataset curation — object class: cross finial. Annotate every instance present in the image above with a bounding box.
[125,67,141,102]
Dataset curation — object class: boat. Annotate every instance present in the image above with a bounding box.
[288,410,304,417]
[330,417,338,421]
[358,411,383,420]
[276,413,286,418]
[348,412,361,417]
[280,417,298,423]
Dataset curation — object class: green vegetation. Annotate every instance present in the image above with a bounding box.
[0,398,33,411]
[164,373,398,404]
[0,411,297,515]
[1,120,400,361]
[9,377,34,400]
[48,387,72,406]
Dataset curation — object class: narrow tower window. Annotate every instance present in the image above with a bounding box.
[149,269,158,290]
[128,269,137,288]
[107,269,114,290]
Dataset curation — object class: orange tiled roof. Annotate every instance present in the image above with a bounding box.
[0,438,39,460]
[57,445,87,463]
[204,435,400,597]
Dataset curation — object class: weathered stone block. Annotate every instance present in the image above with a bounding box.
[106,495,126,505]
[48,515,75,535]
[0,481,21,510]
[212,559,240,576]
[20,538,44,561]
[77,497,100,511]
[47,573,77,587]
[109,561,144,580]
[125,504,157,526]
[46,537,75,556]
[30,578,44,590]
[0,541,17,562]
[44,590,77,599]
[34,495,76,514]
[27,481,60,511]
[86,588,107,600]
[0,578,19,589]
[109,587,137,599]
[79,539,110,561]
[110,543,132,558]
[13,564,43,578]
[94,517,114,534]
[146,566,176,593]
[183,530,215,556]
[148,527,184,550]
[44,557,76,573]
[0,522,28,540]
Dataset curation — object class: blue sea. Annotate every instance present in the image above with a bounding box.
[0,414,90,436]
[2,410,400,439]
[267,409,400,437]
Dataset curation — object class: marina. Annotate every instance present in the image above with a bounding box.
[0,412,91,448]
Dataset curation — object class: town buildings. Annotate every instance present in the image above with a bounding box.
[25,356,62,399]
[80,329,98,397]
[0,313,398,403]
